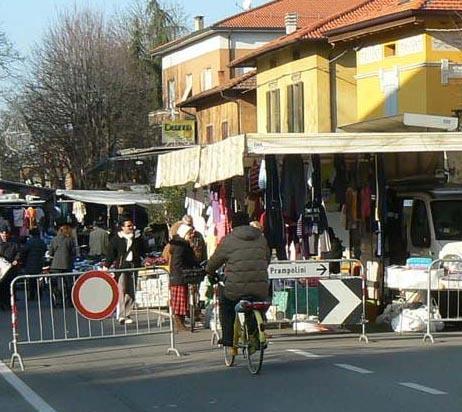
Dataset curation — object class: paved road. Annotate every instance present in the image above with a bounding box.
[1,323,462,412]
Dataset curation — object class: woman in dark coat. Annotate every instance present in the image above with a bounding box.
[21,228,47,300]
[169,224,198,331]
[0,228,21,310]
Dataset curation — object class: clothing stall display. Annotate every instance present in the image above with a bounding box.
[262,155,287,260]
[72,201,87,224]
[281,155,306,221]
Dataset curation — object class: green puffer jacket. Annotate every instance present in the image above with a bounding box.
[206,225,270,301]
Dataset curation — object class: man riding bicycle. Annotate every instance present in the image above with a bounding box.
[206,212,271,352]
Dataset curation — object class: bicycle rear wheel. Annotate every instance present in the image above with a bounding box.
[223,346,235,367]
[244,313,264,375]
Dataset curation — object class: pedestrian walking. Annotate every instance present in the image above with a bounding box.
[168,224,198,331]
[105,218,145,324]
[21,228,47,300]
[49,223,76,305]
[0,227,21,311]
[182,214,207,262]
[88,220,109,258]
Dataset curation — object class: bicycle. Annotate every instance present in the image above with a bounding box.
[223,298,271,375]
[182,268,206,332]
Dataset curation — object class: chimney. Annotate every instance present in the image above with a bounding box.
[194,16,204,31]
[285,12,298,35]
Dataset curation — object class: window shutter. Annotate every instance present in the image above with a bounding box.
[287,85,294,132]
[275,89,281,133]
[296,82,304,133]
[266,91,272,132]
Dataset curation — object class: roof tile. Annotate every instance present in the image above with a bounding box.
[231,0,462,66]
[214,0,370,29]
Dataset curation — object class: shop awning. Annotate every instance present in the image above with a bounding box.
[155,136,245,188]
[246,132,462,155]
[155,146,201,188]
[340,113,458,133]
[55,190,164,206]
[198,135,245,186]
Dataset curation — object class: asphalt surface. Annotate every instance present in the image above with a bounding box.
[1,308,462,412]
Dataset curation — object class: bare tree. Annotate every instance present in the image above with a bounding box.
[7,2,187,189]
[0,29,19,82]
[116,0,189,108]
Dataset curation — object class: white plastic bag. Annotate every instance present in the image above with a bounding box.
[391,308,426,332]
[391,304,444,333]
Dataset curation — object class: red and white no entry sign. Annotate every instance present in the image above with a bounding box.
[72,271,119,320]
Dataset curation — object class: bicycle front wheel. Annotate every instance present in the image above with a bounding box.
[244,313,264,375]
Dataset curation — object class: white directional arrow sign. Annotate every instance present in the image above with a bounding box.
[318,278,362,325]
[268,261,329,279]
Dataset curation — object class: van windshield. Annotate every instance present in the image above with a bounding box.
[431,200,462,241]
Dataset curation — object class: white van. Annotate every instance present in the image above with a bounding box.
[390,183,462,262]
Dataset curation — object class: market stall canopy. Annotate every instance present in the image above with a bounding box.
[246,132,462,155]
[55,190,163,206]
[0,179,55,200]
[155,136,245,188]
[198,135,245,186]
[155,146,201,188]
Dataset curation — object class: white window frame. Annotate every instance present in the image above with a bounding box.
[181,74,193,102]
[167,79,176,110]
[201,68,213,91]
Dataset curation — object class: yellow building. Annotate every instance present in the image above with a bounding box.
[232,0,462,134]
[232,34,358,133]
[328,17,462,123]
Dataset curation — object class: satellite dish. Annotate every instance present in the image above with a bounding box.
[242,0,252,10]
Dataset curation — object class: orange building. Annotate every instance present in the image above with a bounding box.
[151,0,369,143]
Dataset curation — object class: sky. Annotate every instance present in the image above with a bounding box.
[0,0,267,58]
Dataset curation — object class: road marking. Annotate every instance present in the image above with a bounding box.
[334,363,373,374]
[286,349,321,358]
[0,360,57,412]
[399,382,447,395]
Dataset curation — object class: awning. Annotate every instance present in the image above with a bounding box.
[340,113,458,132]
[155,146,201,188]
[155,136,245,188]
[55,190,164,206]
[198,135,245,186]
[246,132,462,155]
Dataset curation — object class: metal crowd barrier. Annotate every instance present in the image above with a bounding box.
[268,259,368,343]
[210,259,368,345]
[423,258,462,343]
[9,266,180,371]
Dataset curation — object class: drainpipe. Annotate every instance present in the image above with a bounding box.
[228,32,234,79]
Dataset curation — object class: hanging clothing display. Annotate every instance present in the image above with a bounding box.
[248,160,261,194]
[216,185,231,243]
[345,188,359,230]
[263,155,286,257]
[281,154,306,220]
[24,207,37,229]
[360,186,372,221]
[72,201,87,224]
[210,191,220,224]
[296,201,330,258]
[332,155,348,206]
[185,193,206,235]
[258,159,267,190]
[13,208,25,228]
